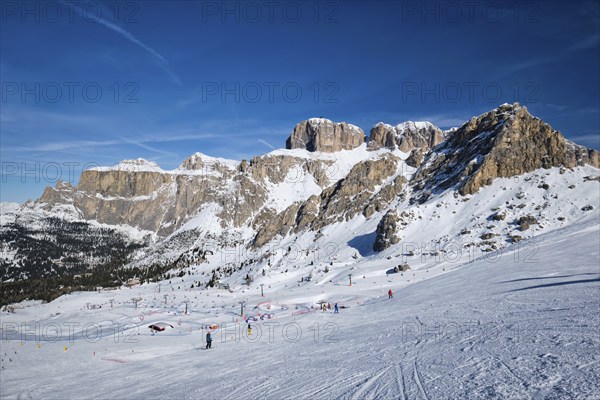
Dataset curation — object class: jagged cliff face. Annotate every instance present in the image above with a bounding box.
[37,154,340,237]
[286,118,365,152]
[373,210,400,252]
[31,104,600,258]
[253,153,406,247]
[39,157,235,235]
[368,121,444,152]
[411,103,600,198]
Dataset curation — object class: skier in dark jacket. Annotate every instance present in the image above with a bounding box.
[388,289,393,299]
[334,303,339,313]
[206,331,212,349]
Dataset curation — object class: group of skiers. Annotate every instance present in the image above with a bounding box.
[320,302,339,313]
[205,290,394,349]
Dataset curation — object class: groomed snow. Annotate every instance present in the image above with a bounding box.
[1,218,598,399]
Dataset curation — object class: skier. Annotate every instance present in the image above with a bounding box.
[334,303,339,313]
[388,289,393,299]
[206,331,212,349]
[247,322,252,335]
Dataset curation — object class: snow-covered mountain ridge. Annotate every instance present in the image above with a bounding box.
[1,103,598,297]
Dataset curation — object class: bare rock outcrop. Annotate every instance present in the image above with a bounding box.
[286,118,365,152]
[411,103,600,198]
[253,154,403,247]
[368,121,444,152]
[373,210,400,252]
[36,150,363,239]
[405,148,425,168]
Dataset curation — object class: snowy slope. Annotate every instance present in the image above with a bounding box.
[1,216,598,399]
[198,164,599,294]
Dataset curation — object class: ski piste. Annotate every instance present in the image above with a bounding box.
[2,217,599,398]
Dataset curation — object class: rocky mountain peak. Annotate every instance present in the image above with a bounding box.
[178,152,238,174]
[368,120,444,152]
[285,118,365,152]
[411,102,600,198]
[496,101,524,112]
[118,158,158,166]
[179,153,210,170]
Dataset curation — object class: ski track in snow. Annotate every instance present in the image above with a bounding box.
[396,363,408,400]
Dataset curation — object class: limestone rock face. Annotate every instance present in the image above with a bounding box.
[309,154,401,230]
[565,142,600,168]
[363,175,407,218]
[37,153,338,237]
[411,103,600,198]
[368,123,397,150]
[405,149,425,168]
[373,210,400,252]
[38,181,78,209]
[286,118,365,152]
[253,154,404,247]
[179,153,236,177]
[252,203,301,248]
[368,121,444,152]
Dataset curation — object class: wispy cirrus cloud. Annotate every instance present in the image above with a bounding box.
[63,1,182,86]
[6,132,234,153]
[570,33,600,51]
[11,139,123,152]
[120,136,182,161]
[545,103,569,111]
[257,139,275,149]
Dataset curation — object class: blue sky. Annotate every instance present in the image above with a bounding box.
[1,0,599,202]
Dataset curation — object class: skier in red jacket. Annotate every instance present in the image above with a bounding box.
[388,289,393,299]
